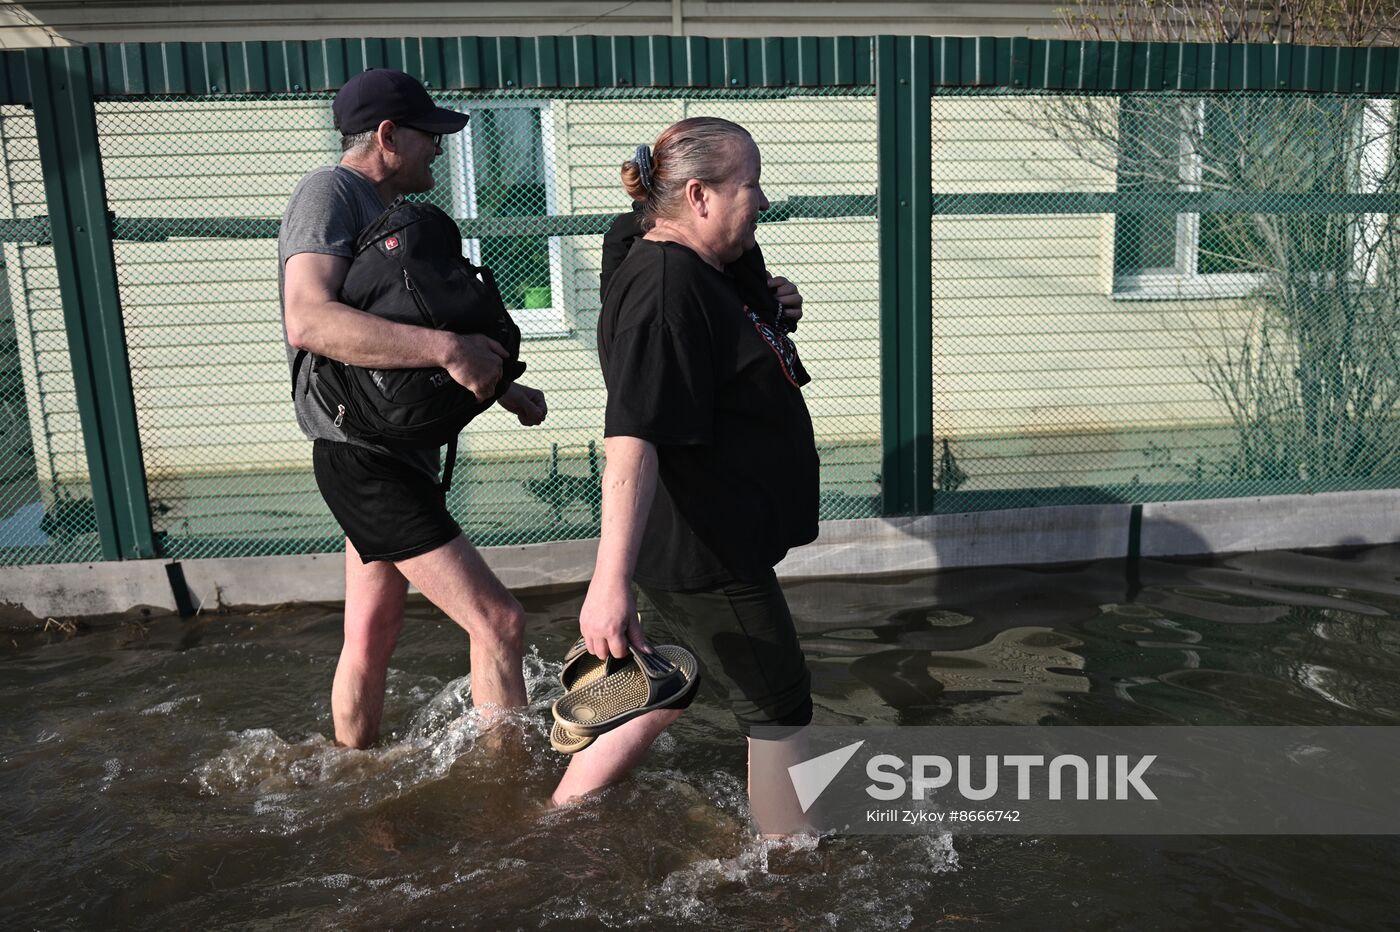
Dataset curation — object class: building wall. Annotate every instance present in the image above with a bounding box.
[1,1,1073,48]
[0,87,1259,496]
[557,92,883,464]
[928,93,1251,440]
[0,104,71,492]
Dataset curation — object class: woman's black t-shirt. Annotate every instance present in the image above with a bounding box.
[598,238,820,591]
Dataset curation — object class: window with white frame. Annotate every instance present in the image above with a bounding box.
[448,101,567,337]
[1112,95,1394,298]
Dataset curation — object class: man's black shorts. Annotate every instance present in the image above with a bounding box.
[313,439,461,563]
[639,571,813,736]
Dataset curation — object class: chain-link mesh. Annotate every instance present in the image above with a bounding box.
[0,105,102,564]
[929,89,1400,512]
[4,83,1393,564]
[94,95,343,558]
[80,87,878,558]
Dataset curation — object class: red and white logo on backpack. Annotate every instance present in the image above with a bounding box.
[385,236,400,251]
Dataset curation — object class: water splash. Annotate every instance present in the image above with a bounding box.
[922,832,961,873]
[193,728,428,797]
[190,645,573,834]
[404,674,475,743]
[140,696,199,716]
[99,757,122,792]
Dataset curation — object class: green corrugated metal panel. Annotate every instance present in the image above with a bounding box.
[929,38,1400,94]
[24,47,156,560]
[79,37,1400,99]
[877,36,934,516]
[0,50,30,104]
[84,36,876,96]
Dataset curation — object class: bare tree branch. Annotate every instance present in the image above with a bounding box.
[1043,2,1400,482]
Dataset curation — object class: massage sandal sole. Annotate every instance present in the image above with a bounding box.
[557,620,645,686]
[551,645,699,739]
[548,640,611,755]
[558,636,593,685]
[548,638,609,754]
[549,646,698,754]
[550,720,596,754]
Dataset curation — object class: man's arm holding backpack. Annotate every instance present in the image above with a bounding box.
[285,251,510,403]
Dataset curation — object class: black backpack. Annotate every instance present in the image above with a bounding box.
[295,200,526,487]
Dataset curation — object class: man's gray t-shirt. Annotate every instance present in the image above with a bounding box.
[278,164,438,477]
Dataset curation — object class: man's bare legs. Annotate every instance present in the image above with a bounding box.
[550,707,683,806]
[331,534,527,748]
[395,534,527,714]
[332,537,409,747]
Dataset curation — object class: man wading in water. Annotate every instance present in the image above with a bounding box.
[279,69,547,747]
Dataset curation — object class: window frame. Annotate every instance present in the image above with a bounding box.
[1111,96,1395,301]
[447,99,569,338]
[1112,98,1267,300]
[1354,98,1395,288]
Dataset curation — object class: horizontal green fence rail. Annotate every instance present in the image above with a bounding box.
[9,190,1400,246]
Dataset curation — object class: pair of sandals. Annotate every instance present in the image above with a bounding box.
[549,636,701,754]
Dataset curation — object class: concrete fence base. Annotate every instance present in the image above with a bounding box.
[2,489,1396,621]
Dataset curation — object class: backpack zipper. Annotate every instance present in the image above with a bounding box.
[401,269,437,328]
[306,360,350,430]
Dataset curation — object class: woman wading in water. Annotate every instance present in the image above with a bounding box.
[551,117,819,807]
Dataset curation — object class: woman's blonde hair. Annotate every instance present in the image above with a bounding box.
[621,117,754,231]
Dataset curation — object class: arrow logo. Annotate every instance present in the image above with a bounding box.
[787,740,865,813]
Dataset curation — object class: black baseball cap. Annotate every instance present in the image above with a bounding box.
[332,68,469,136]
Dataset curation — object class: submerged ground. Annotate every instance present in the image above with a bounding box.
[4,545,1400,929]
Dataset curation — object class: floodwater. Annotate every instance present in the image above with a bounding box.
[4,544,1400,930]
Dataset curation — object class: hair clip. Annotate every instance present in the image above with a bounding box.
[633,144,654,191]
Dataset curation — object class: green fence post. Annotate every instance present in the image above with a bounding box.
[25,46,157,560]
[876,35,934,515]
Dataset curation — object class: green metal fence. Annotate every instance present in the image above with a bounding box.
[94,85,880,559]
[925,86,1400,512]
[0,36,1396,565]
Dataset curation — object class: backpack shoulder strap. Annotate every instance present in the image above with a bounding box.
[290,348,309,399]
[353,195,417,257]
[440,435,458,494]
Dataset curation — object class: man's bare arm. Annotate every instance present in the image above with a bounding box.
[284,251,507,400]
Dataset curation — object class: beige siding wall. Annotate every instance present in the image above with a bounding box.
[2,88,1256,496]
[717,97,881,450]
[928,93,1247,465]
[91,100,332,482]
[557,93,882,456]
[2,2,1072,47]
[0,105,75,493]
